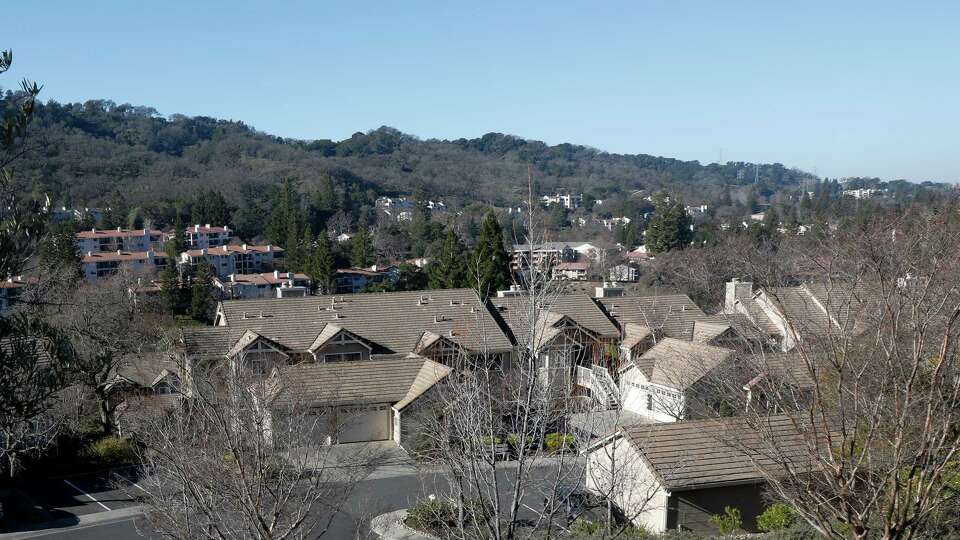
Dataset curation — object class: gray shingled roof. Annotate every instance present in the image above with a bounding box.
[492,294,620,340]
[630,338,734,390]
[267,355,450,408]
[111,352,182,388]
[185,289,512,357]
[621,415,824,490]
[599,294,711,341]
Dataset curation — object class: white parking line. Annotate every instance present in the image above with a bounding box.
[112,471,149,494]
[63,478,111,511]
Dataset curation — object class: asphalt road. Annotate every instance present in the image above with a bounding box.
[8,458,584,539]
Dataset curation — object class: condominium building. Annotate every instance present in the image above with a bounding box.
[185,224,232,249]
[180,244,284,278]
[76,228,167,253]
[81,250,170,281]
[214,271,311,299]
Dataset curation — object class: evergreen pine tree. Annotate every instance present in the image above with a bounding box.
[429,224,468,290]
[190,259,216,322]
[350,227,373,268]
[172,204,187,253]
[645,194,693,254]
[308,232,336,294]
[471,210,511,298]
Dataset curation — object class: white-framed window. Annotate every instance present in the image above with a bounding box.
[646,394,653,411]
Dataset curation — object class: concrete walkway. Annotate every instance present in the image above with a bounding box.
[1,505,143,540]
[369,509,437,540]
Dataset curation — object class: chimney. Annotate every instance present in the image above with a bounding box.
[229,274,236,282]
[87,251,92,257]
[724,279,753,313]
[194,224,200,231]
[204,224,210,228]
[274,270,280,279]
[242,243,247,251]
[117,227,122,232]
[266,244,272,252]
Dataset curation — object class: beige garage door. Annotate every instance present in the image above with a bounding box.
[337,404,391,443]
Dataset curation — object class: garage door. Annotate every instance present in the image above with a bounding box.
[338,404,391,443]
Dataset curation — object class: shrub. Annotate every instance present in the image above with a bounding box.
[758,503,797,532]
[480,435,502,445]
[710,506,742,535]
[406,497,457,530]
[81,437,137,467]
[545,432,575,452]
[570,518,602,535]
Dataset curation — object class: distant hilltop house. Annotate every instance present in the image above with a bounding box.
[376,196,447,221]
[51,206,109,223]
[597,216,631,231]
[609,263,638,282]
[541,192,582,210]
[842,187,884,199]
[684,204,709,215]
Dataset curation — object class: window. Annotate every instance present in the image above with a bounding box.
[646,394,653,411]
[323,352,364,363]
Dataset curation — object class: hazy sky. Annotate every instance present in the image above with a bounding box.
[5,1,959,182]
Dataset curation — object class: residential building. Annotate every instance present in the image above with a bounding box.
[617,338,735,423]
[722,279,872,352]
[541,192,582,210]
[257,354,450,445]
[182,288,514,380]
[180,244,283,278]
[214,271,312,300]
[333,266,397,294]
[510,241,599,271]
[76,228,166,253]
[598,216,631,231]
[843,187,883,199]
[81,250,169,281]
[552,261,589,280]
[684,204,709,215]
[585,415,820,534]
[0,276,37,312]
[609,264,638,282]
[185,224,232,249]
[492,294,621,408]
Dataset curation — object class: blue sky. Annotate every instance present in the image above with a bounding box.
[5,1,959,181]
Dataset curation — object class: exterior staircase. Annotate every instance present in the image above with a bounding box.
[582,364,620,410]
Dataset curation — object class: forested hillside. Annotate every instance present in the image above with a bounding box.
[9,97,826,210]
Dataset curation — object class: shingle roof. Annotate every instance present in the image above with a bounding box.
[184,244,282,257]
[187,289,512,357]
[268,355,450,408]
[599,294,711,341]
[621,414,824,490]
[621,323,653,350]
[111,352,182,388]
[81,250,155,263]
[630,338,734,390]
[492,294,619,340]
[76,228,162,239]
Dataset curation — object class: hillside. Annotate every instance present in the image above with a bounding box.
[11,97,825,212]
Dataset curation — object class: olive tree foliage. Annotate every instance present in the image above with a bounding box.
[705,202,960,540]
[0,49,74,477]
[133,358,381,540]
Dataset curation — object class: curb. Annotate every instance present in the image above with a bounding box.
[1,506,144,539]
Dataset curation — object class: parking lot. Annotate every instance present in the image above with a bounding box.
[4,468,145,534]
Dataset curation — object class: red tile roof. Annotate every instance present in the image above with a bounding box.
[0,276,38,289]
[184,244,282,257]
[76,228,164,239]
[82,250,155,263]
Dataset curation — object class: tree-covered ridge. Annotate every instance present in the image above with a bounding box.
[4,94,894,215]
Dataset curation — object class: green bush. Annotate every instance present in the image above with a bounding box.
[406,497,458,530]
[81,437,137,467]
[480,435,502,445]
[710,506,742,535]
[545,432,575,452]
[758,503,797,532]
[570,518,602,535]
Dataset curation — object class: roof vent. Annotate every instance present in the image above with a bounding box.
[333,312,343,319]
[241,311,247,320]
[450,299,461,306]
[418,295,428,306]
[434,313,446,323]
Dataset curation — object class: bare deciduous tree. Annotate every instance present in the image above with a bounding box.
[132,358,380,540]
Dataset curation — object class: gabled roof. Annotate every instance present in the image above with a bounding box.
[266,354,451,408]
[620,323,652,350]
[692,320,733,343]
[308,324,375,353]
[187,289,512,357]
[492,294,619,340]
[599,294,713,341]
[227,330,288,359]
[107,352,182,391]
[628,338,734,390]
[620,414,824,491]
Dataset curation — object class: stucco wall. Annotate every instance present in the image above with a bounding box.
[585,436,669,533]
